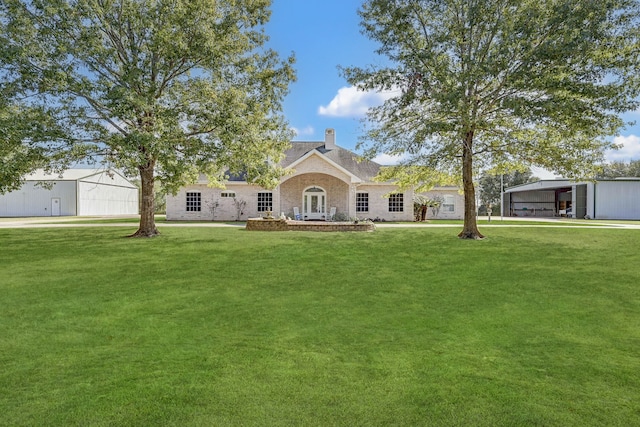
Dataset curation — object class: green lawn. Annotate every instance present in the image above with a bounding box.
[1,226,639,426]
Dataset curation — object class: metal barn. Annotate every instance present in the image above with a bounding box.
[0,169,139,217]
[503,179,640,220]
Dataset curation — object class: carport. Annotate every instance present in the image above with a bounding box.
[503,179,640,220]
[503,180,589,219]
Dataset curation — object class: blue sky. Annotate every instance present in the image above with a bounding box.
[265,1,387,151]
[265,0,640,177]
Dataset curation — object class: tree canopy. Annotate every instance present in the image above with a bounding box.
[597,159,640,178]
[343,0,640,238]
[1,0,295,236]
[0,101,63,193]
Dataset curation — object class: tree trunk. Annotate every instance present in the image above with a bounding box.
[130,160,159,237]
[458,131,484,239]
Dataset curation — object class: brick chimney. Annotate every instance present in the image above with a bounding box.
[324,128,336,150]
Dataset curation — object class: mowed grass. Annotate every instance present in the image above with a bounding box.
[1,226,639,426]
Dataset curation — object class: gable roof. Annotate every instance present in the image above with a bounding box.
[24,168,137,188]
[26,168,107,181]
[282,141,381,181]
[224,130,382,183]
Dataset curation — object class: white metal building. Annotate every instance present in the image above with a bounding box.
[503,178,640,220]
[0,169,139,217]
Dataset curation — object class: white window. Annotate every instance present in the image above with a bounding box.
[356,192,369,212]
[443,195,455,212]
[221,191,236,198]
[389,193,404,212]
[186,192,201,212]
[257,192,273,212]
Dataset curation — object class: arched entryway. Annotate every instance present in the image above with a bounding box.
[303,186,326,220]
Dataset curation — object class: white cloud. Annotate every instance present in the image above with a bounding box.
[372,153,409,165]
[318,86,397,118]
[607,134,640,162]
[291,126,314,137]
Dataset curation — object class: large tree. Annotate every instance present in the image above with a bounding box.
[0,0,295,236]
[343,0,640,239]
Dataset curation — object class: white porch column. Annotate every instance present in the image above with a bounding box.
[273,184,281,217]
[348,183,357,219]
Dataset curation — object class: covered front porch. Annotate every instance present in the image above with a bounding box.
[278,172,354,221]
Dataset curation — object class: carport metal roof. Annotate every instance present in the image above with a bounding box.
[505,178,640,194]
[504,179,574,193]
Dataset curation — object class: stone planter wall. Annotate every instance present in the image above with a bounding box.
[246,218,375,232]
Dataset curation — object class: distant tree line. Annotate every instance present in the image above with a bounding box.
[596,160,640,178]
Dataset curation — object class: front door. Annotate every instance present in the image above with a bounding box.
[303,187,326,220]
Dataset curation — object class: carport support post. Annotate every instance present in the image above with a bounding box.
[500,174,504,220]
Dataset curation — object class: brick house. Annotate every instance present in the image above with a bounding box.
[166,129,463,221]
